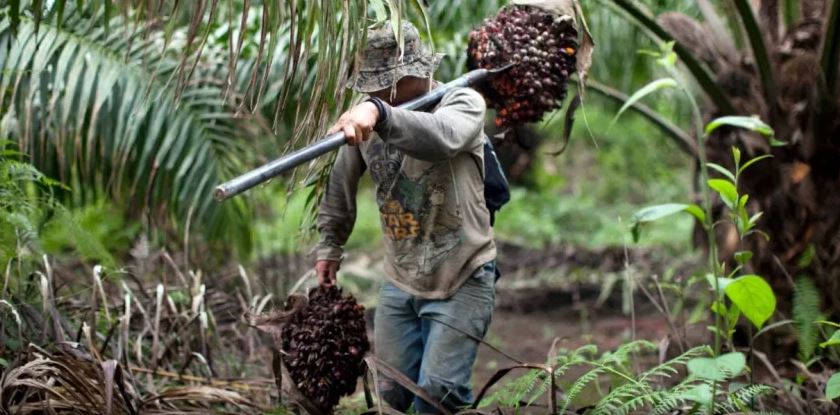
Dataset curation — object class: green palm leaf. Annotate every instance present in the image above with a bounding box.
[820,0,840,100]
[1,6,261,251]
[604,0,737,115]
[731,0,778,113]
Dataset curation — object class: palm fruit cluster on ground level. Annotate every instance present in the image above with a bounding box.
[468,4,578,127]
[280,285,370,412]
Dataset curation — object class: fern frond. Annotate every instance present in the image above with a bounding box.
[650,378,700,415]
[560,365,606,413]
[721,383,775,413]
[639,345,712,383]
[593,382,656,414]
[599,340,657,366]
[552,344,599,365]
[615,389,673,414]
[794,276,822,360]
[480,368,545,408]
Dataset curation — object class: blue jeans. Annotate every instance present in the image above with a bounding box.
[374,261,496,413]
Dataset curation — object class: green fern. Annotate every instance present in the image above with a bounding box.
[639,345,712,383]
[530,345,599,404]
[719,383,775,413]
[481,344,599,408]
[480,367,545,408]
[594,346,711,414]
[793,276,822,360]
[649,378,700,415]
[560,364,606,413]
[480,341,775,414]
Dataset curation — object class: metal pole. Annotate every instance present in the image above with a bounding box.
[214,67,505,201]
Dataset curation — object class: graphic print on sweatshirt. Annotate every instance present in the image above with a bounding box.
[367,141,464,276]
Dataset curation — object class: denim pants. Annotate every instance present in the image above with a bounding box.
[374,261,496,413]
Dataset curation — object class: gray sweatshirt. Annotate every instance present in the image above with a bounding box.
[314,87,496,299]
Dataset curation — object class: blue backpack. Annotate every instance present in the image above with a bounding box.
[482,136,510,226]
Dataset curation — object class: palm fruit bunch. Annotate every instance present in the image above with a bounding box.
[468,4,578,127]
[280,285,370,412]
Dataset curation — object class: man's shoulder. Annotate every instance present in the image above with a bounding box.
[441,86,486,110]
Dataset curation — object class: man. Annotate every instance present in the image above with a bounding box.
[313,21,497,413]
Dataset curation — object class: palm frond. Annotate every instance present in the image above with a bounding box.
[0,5,262,251]
[732,0,779,113]
[820,0,840,98]
[584,79,697,158]
[605,0,737,114]
[782,0,802,27]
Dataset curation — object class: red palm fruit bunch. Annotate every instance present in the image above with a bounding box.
[468,4,579,127]
[280,285,370,412]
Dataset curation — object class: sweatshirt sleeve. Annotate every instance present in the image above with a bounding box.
[313,144,365,262]
[374,87,486,162]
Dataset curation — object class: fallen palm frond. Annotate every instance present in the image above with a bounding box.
[0,345,138,414]
[0,246,292,414]
[0,342,270,414]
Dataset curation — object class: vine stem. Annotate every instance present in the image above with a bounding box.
[667,65,722,415]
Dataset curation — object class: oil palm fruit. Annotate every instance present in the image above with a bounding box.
[468,4,579,127]
[280,286,370,412]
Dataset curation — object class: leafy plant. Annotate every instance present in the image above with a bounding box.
[478,341,775,414]
[600,0,840,316]
[626,42,778,354]
[617,42,782,414]
[0,139,61,265]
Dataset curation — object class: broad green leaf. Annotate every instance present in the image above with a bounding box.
[820,331,840,348]
[705,115,774,137]
[684,204,706,223]
[633,203,692,223]
[707,162,736,182]
[708,179,738,209]
[681,383,712,405]
[707,274,735,291]
[631,203,697,242]
[725,275,776,329]
[687,352,746,381]
[828,373,840,400]
[610,78,678,127]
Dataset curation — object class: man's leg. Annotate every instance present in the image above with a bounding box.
[415,261,496,413]
[374,280,424,411]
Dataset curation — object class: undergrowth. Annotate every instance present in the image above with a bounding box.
[480,341,777,414]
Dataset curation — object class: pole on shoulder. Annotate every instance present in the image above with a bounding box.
[213,66,511,201]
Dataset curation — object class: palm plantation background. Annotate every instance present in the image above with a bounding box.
[1,0,839,413]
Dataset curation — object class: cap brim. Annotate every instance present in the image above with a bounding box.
[348,53,445,93]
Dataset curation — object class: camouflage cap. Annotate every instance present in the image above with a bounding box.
[348,21,444,93]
